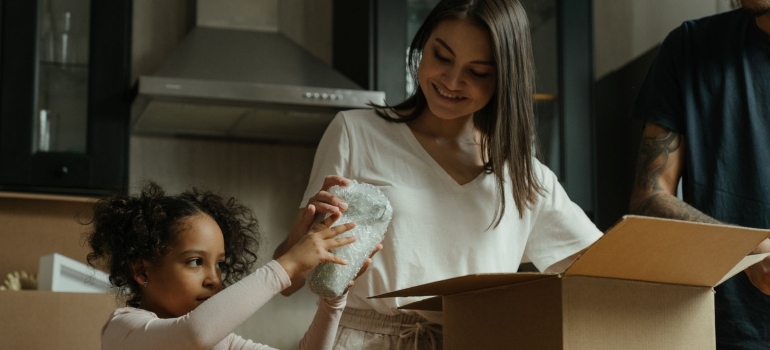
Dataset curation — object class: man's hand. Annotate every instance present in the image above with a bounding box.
[745,239,770,295]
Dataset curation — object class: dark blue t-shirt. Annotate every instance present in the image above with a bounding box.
[632,9,770,349]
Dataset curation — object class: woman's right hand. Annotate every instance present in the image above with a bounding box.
[275,214,357,281]
[305,175,350,219]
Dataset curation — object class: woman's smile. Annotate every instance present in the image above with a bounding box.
[433,82,464,100]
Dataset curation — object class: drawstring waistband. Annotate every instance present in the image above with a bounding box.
[398,321,443,350]
[339,307,443,350]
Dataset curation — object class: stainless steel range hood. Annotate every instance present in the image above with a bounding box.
[131,27,385,143]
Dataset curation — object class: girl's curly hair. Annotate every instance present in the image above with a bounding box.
[86,181,260,307]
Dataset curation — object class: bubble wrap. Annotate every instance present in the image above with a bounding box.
[307,180,393,299]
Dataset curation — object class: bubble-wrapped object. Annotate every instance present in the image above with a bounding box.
[307,180,392,299]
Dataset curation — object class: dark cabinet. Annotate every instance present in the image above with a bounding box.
[0,0,132,196]
[333,0,595,218]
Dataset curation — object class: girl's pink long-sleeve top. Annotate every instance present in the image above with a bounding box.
[100,260,345,350]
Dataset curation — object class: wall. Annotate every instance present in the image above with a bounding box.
[131,0,332,347]
[593,0,734,80]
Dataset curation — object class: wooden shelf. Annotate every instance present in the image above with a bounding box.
[0,191,97,203]
[534,93,557,101]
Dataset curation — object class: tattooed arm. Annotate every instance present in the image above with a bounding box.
[630,122,770,294]
[628,122,720,224]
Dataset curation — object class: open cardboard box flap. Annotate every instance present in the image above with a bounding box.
[565,215,770,287]
[370,215,770,311]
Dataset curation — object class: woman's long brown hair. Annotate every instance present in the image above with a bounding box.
[373,0,544,227]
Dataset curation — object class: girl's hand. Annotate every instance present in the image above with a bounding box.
[282,175,350,259]
[276,215,357,280]
[274,175,351,295]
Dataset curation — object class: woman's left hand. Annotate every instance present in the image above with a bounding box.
[344,243,383,292]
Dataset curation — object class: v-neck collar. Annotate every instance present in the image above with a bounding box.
[396,120,487,191]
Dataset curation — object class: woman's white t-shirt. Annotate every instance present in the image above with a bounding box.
[302,109,602,322]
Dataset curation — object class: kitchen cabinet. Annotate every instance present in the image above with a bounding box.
[0,0,132,196]
[333,0,595,218]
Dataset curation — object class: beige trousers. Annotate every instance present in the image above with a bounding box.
[333,307,443,350]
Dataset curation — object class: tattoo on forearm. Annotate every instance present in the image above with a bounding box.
[630,128,721,224]
[632,192,722,224]
[634,129,680,194]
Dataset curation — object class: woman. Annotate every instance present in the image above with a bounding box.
[275,0,602,348]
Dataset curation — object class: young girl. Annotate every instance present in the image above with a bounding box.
[274,0,603,348]
[87,182,378,350]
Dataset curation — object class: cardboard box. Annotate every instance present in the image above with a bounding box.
[371,216,770,350]
[0,193,97,280]
[0,291,116,349]
[0,194,115,349]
